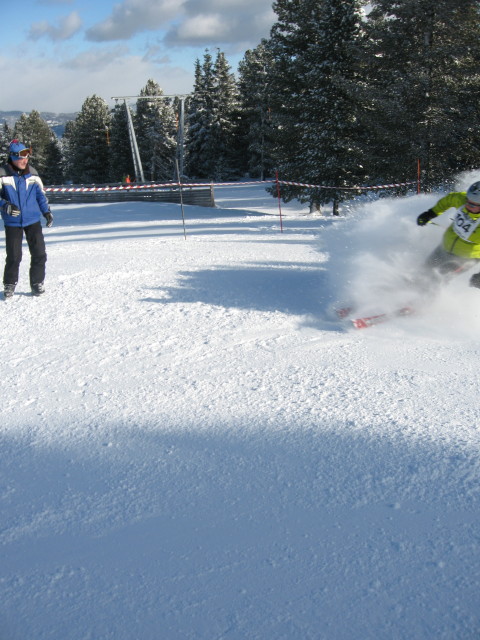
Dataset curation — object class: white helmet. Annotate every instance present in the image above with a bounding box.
[467,182,480,204]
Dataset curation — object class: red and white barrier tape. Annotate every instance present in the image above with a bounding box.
[276,180,416,190]
[44,179,415,193]
[44,180,273,193]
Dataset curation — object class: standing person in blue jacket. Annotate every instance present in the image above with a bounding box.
[0,140,53,299]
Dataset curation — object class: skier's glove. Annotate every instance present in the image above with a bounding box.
[469,273,480,289]
[417,209,437,226]
[43,210,53,227]
[2,202,20,217]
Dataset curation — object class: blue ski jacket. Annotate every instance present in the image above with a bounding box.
[0,162,50,228]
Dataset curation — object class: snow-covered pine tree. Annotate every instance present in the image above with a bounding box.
[365,0,480,187]
[299,0,367,208]
[186,49,239,180]
[42,137,64,185]
[109,102,135,182]
[238,41,275,180]
[61,120,76,183]
[135,79,177,182]
[266,0,320,205]
[69,95,111,184]
[185,51,216,179]
[211,50,240,180]
[13,110,55,177]
[267,0,367,211]
[0,122,13,160]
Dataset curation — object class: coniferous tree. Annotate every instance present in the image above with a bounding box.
[366,0,480,187]
[300,0,367,206]
[185,52,216,178]
[186,49,239,180]
[62,120,76,182]
[211,50,240,179]
[0,122,13,160]
[42,137,64,185]
[268,0,366,210]
[109,102,135,182]
[238,41,275,179]
[135,79,177,182]
[266,0,316,203]
[13,110,54,177]
[70,95,111,183]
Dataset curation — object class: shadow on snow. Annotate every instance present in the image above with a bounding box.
[1,420,479,639]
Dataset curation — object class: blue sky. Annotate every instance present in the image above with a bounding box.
[1,0,276,114]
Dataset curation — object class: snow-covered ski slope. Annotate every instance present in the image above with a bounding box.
[1,177,479,639]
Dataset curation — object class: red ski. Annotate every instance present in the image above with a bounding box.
[351,306,415,329]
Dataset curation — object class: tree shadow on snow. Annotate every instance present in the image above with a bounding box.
[142,261,338,329]
[1,420,479,639]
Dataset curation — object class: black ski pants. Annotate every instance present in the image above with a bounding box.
[3,222,47,286]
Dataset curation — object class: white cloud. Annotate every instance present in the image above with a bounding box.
[86,0,180,41]
[185,0,270,10]
[176,14,230,41]
[85,0,275,48]
[142,45,171,65]
[165,5,275,48]
[0,52,193,113]
[29,11,82,42]
[64,45,130,71]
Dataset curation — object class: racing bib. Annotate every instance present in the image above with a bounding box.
[452,206,480,242]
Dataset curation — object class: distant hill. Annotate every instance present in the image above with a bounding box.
[0,111,78,138]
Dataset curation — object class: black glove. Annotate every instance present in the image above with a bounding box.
[417,209,437,226]
[43,210,53,227]
[2,202,20,216]
[469,273,480,289]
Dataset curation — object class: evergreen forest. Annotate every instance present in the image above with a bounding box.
[1,0,479,206]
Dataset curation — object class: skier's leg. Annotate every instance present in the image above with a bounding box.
[418,245,476,289]
[3,226,23,286]
[426,246,476,279]
[24,222,47,287]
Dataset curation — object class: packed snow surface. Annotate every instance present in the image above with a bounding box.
[1,180,479,639]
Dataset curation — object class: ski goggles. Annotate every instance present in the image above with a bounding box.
[466,200,480,211]
[11,147,32,159]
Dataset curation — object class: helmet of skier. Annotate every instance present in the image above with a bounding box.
[8,139,31,160]
[466,181,480,204]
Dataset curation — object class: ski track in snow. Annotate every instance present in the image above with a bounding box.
[0,183,479,639]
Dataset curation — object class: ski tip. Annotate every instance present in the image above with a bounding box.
[351,318,366,329]
[351,316,381,329]
[350,306,416,329]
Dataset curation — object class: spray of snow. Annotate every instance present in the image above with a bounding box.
[325,171,480,338]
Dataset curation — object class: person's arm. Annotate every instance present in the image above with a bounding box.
[32,176,51,214]
[32,177,53,226]
[0,176,20,216]
[417,192,466,226]
[431,192,466,215]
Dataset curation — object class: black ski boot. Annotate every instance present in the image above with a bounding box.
[31,282,45,296]
[4,283,16,299]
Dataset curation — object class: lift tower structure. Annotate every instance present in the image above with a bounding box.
[111,94,189,183]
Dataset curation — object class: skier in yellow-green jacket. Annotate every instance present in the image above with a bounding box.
[417,181,480,288]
